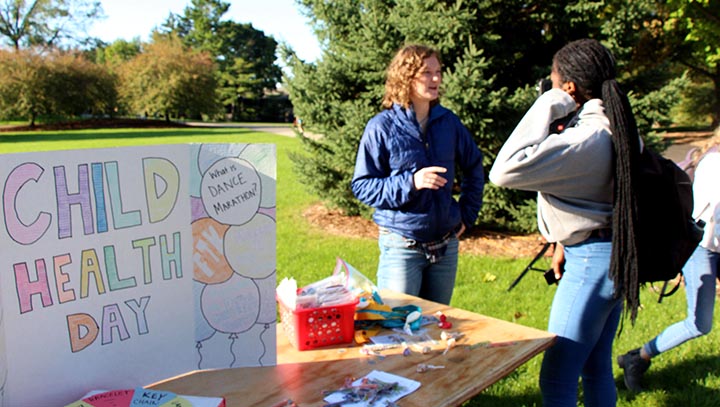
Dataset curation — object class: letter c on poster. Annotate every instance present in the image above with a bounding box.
[3,162,51,244]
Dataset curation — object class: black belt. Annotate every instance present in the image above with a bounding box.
[589,228,612,239]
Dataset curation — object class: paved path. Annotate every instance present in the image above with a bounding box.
[186,121,321,138]
[663,140,696,163]
[660,130,714,163]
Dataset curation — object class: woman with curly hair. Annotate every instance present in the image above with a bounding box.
[617,125,720,392]
[351,44,485,305]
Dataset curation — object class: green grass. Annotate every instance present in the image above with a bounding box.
[3,127,719,406]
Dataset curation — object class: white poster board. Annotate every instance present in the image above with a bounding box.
[0,143,277,405]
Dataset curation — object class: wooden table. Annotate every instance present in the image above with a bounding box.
[148,290,555,406]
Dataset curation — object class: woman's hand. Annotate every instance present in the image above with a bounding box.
[551,242,565,281]
[456,223,466,238]
[413,166,447,190]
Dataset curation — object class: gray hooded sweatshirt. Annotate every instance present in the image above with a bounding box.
[489,88,613,245]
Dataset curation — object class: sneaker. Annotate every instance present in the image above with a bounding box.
[617,348,651,392]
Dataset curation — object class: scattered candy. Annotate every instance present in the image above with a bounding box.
[403,310,422,335]
[416,363,445,373]
[440,331,464,341]
[435,311,452,329]
[323,376,400,406]
[442,337,456,355]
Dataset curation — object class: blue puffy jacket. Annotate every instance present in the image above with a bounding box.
[351,103,485,242]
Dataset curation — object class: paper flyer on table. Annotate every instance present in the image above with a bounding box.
[323,370,421,407]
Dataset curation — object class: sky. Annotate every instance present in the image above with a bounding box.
[87,0,322,62]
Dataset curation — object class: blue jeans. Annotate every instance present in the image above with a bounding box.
[539,237,622,407]
[643,246,718,356]
[376,229,459,305]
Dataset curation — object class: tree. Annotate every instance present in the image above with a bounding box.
[661,0,720,127]
[117,34,219,121]
[167,0,228,56]
[0,0,102,50]
[284,0,602,230]
[161,0,282,119]
[599,0,719,128]
[285,0,715,232]
[217,56,262,119]
[95,38,142,67]
[284,0,708,232]
[0,48,116,125]
[43,50,117,118]
[0,49,49,125]
[216,20,281,99]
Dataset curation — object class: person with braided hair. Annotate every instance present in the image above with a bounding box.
[489,38,642,406]
[617,126,720,393]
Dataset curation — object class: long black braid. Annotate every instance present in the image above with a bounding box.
[553,39,643,326]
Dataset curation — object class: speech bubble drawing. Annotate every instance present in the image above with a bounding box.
[200,157,261,226]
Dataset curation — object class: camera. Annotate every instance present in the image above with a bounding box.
[537,78,552,97]
[543,268,559,285]
[537,77,578,133]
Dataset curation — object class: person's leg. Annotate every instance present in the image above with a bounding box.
[582,299,622,407]
[644,247,718,356]
[619,246,718,392]
[539,238,619,407]
[418,237,459,304]
[376,230,427,297]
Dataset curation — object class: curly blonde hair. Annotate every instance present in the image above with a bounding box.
[689,125,720,168]
[381,44,441,109]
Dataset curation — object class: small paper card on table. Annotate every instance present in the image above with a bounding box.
[323,370,421,407]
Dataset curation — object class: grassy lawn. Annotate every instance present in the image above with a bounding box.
[2,127,719,406]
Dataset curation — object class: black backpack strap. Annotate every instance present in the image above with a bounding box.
[657,275,682,303]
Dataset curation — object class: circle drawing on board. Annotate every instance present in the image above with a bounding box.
[224,213,276,279]
[192,217,234,284]
[201,274,260,334]
[200,157,261,226]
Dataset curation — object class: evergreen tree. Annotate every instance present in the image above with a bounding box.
[660,0,719,127]
[284,0,600,230]
[285,0,703,231]
[161,0,282,119]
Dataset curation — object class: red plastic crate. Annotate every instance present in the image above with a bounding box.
[279,298,358,351]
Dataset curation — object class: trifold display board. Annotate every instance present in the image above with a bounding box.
[0,144,277,405]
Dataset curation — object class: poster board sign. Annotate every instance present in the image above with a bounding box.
[0,143,276,405]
